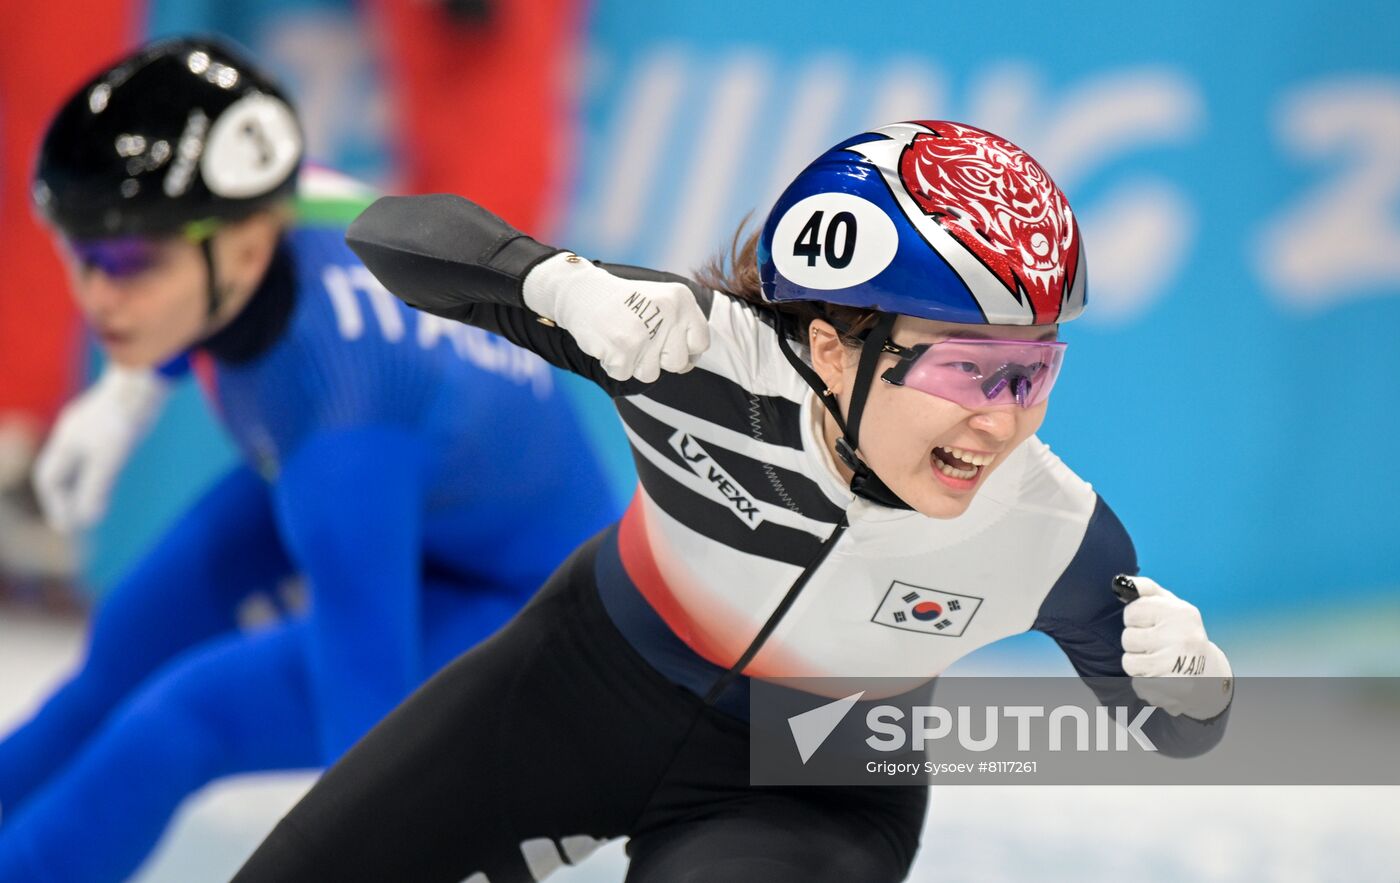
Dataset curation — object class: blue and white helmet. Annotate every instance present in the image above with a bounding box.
[759,120,1086,326]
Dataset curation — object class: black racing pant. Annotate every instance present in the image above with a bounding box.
[233,529,927,882]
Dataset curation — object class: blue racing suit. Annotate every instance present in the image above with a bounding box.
[0,199,618,882]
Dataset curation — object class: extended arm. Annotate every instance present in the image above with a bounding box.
[345,194,710,393]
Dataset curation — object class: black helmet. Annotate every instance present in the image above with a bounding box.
[33,36,303,240]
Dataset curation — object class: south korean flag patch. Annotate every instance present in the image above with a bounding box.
[871,581,982,637]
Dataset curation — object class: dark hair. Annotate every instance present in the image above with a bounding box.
[694,221,880,347]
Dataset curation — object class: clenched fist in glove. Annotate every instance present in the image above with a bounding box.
[523,252,710,383]
[33,365,169,532]
[1120,575,1234,720]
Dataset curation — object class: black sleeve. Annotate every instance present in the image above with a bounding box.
[1033,495,1230,758]
[345,194,710,397]
[345,193,555,311]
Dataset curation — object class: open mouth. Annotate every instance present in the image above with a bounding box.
[930,445,993,484]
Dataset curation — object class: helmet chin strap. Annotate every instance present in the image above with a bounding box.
[773,311,912,511]
[199,235,225,323]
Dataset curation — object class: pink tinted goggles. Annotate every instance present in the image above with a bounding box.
[879,337,1067,409]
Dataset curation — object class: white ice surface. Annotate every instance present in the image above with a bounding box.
[1,604,1396,883]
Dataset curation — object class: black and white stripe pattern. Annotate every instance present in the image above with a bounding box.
[615,294,848,570]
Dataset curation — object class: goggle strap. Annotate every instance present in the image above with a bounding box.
[183,218,222,242]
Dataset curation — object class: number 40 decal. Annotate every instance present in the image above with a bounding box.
[793,210,858,269]
[771,192,899,291]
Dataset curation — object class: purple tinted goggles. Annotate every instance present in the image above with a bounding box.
[880,337,1067,409]
[65,236,166,278]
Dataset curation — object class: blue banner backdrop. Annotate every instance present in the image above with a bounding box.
[556,0,1400,616]
[97,1,1399,620]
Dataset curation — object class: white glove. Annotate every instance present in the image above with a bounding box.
[1120,575,1234,720]
[33,365,170,532]
[523,252,710,383]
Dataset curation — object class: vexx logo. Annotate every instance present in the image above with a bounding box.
[669,431,764,528]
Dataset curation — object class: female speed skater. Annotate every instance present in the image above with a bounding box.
[0,37,617,883]
[234,120,1236,882]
